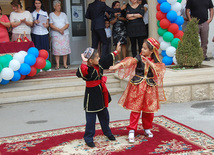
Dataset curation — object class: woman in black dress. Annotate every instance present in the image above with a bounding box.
[126,0,147,57]
[110,1,127,61]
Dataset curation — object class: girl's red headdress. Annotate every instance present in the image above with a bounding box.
[146,37,161,62]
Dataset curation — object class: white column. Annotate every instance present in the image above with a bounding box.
[148,0,158,40]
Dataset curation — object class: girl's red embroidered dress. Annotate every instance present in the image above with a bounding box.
[117,38,166,130]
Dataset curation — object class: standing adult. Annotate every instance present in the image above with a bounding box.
[31,0,49,52]
[49,0,71,70]
[186,0,214,61]
[110,1,127,61]
[10,0,33,42]
[138,0,148,39]
[0,6,10,42]
[126,0,147,57]
[85,0,126,58]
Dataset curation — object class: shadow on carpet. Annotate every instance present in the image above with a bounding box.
[0,115,213,155]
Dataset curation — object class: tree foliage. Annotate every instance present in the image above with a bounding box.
[176,18,204,67]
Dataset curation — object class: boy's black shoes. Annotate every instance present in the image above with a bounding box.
[86,142,95,147]
[108,135,116,141]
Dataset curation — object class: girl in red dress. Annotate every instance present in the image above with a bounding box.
[110,37,166,143]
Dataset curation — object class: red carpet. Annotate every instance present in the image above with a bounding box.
[0,115,213,155]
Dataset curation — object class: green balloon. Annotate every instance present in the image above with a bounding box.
[171,38,181,48]
[0,64,2,73]
[4,54,13,61]
[158,27,168,36]
[163,32,174,42]
[0,55,10,68]
[177,0,182,3]
[42,60,51,71]
[157,21,160,27]
[36,68,40,74]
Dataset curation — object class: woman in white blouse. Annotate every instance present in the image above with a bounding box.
[49,0,71,70]
[10,0,33,41]
[31,0,49,51]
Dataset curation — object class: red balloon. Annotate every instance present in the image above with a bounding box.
[160,18,171,29]
[20,75,26,80]
[34,57,46,69]
[174,30,184,39]
[39,49,49,60]
[156,11,166,21]
[168,23,179,34]
[28,66,37,77]
[156,4,161,11]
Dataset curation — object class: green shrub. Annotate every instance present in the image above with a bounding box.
[176,18,204,67]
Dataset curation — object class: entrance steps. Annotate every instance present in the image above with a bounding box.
[0,73,124,104]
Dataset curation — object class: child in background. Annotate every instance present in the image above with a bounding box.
[76,42,121,148]
[105,20,112,54]
[110,38,166,143]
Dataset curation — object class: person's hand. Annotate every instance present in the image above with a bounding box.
[212,37,214,42]
[116,42,121,54]
[81,53,88,62]
[59,29,64,35]
[34,20,40,24]
[42,23,48,28]
[121,4,127,10]
[20,18,26,23]
[207,19,212,24]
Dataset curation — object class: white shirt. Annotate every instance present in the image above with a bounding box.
[143,4,148,25]
[105,27,112,38]
[31,10,49,35]
[49,12,69,37]
[10,11,33,34]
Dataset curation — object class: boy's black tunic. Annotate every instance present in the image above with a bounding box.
[76,53,115,112]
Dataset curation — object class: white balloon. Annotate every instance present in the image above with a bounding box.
[13,53,24,64]
[18,50,27,58]
[160,41,171,50]
[173,55,177,64]
[177,11,181,16]
[9,59,21,71]
[167,0,177,5]
[171,2,182,12]
[159,36,164,43]
[1,67,14,80]
[166,46,176,57]
[0,75,2,83]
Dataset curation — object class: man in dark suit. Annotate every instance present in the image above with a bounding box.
[85,0,126,58]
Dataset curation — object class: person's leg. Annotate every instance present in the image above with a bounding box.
[137,36,146,55]
[129,37,137,57]
[55,55,60,69]
[142,112,154,137]
[97,108,113,137]
[127,111,141,143]
[84,112,96,145]
[200,22,209,59]
[63,55,68,68]
[127,111,141,131]
[121,44,127,59]
[92,30,99,49]
[97,29,108,58]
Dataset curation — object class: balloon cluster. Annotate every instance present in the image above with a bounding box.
[0,47,51,85]
[156,0,184,65]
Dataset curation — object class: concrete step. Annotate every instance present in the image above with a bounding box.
[0,73,124,104]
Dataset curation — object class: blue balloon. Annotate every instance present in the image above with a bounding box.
[162,56,173,66]
[167,10,177,22]
[175,16,184,26]
[24,54,36,66]
[161,50,167,57]
[19,63,31,75]
[11,71,21,81]
[179,26,182,30]
[27,47,39,58]
[0,79,9,85]
[157,0,166,4]
[160,2,171,13]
